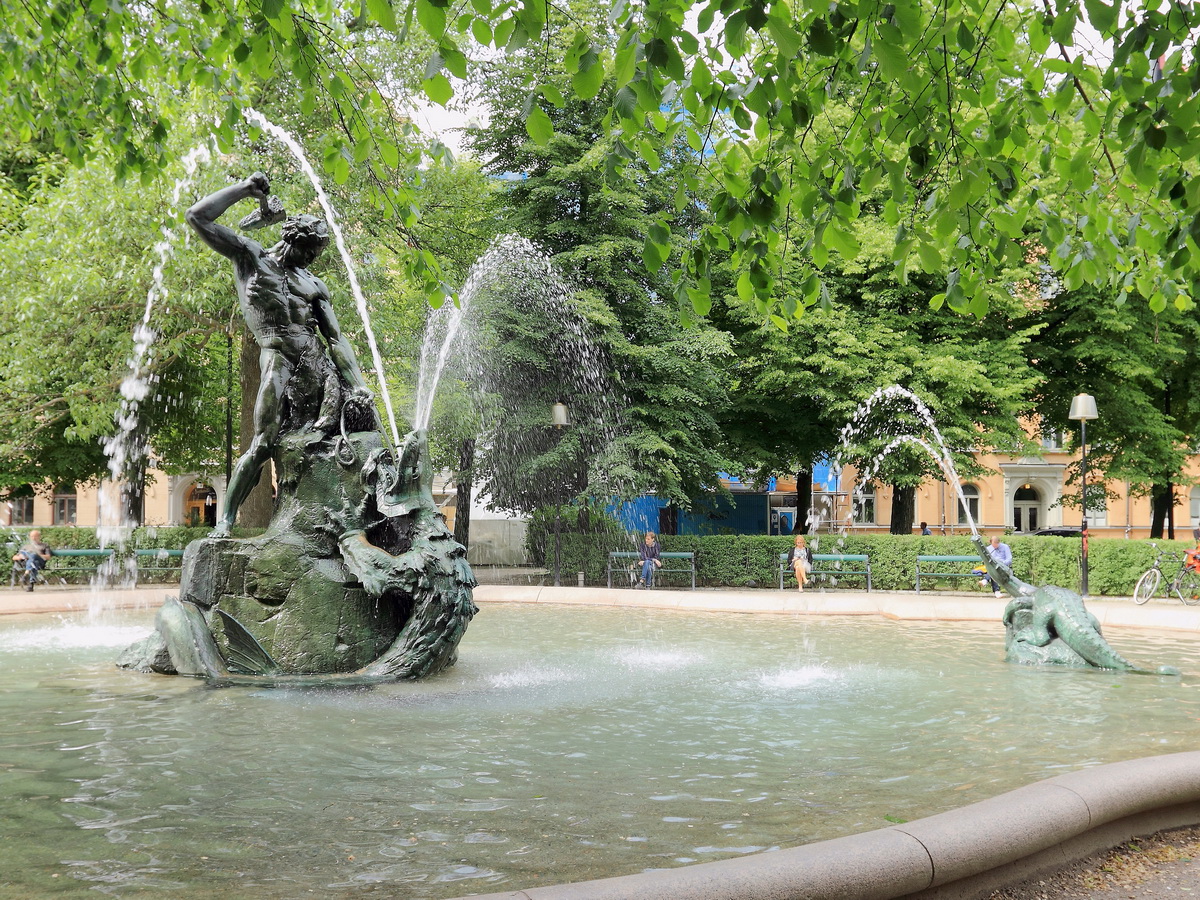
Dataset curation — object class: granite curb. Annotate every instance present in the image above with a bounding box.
[453,752,1200,900]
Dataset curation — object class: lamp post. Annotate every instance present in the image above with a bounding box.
[551,402,569,587]
[1069,393,1099,597]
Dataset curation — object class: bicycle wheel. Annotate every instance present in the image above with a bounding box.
[1175,568,1200,605]
[1133,568,1160,605]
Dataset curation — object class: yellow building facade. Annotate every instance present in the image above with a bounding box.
[2,471,223,530]
[816,439,1200,539]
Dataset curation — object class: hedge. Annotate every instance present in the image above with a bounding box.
[534,530,1195,596]
[4,526,265,584]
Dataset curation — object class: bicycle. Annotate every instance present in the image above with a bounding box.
[1133,543,1200,605]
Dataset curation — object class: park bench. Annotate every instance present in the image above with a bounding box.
[778,552,873,591]
[915,554,986,593]
[607,551,696,589]
[8,547,184,586]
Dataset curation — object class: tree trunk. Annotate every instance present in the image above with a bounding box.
[890,484,916,535]
[237,329,274,529]
[453,438,475,549]
[1150,483,1174,540]
[794,467,812,533]
[1167,479,1176,540]
[121,454,146,526]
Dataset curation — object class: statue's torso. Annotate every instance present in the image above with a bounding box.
[237,251,326,355]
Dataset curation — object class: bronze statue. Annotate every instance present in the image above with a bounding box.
[121,174,476,682]
[185,172,375,536]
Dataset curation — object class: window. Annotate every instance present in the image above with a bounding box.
[854,482,876,525]
[1040,428,1064,450]
[1192,487,1200,530]
[1082,486,1107,527]
[53,487,77,526]
[8,496,33,525]
[958,484,980,526]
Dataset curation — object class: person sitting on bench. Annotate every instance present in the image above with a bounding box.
[13,530,53,592]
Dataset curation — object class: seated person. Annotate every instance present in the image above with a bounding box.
[13,530,53,592]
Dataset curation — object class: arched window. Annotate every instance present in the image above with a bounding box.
[958,484,980,526]
[854,482,876,525]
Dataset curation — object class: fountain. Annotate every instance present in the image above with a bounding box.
[831,386,1177,674]
[118,162,475,682]
[96,143,215,594]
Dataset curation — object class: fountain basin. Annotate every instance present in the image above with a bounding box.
[2,596,1198,899]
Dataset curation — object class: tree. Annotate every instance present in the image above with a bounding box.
[4,0,1199,325]
[1023,284,1200,539]
[464,20,733,510]
[714,216,1042,533]
[0,151,237,511]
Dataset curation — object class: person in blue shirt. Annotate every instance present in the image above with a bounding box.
[984,535,1013,597]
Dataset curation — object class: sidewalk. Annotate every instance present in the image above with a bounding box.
[5,582,1200,634]
[473,583,1200,633]
[0,583,174,616]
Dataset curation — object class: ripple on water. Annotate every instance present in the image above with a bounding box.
[609,646,701,670]
[488,666,577,689]
[2,623,150,652]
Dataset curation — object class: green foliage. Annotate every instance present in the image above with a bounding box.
[0,146,237,490]
[4,0,1200,322]
[465,20,733,505]
[713,238,1042,511]
[540,531,1184,595]
[1021,284,1200,520]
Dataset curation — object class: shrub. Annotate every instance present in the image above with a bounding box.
[550,531,1187,595]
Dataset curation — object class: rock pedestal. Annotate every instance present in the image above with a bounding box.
[119,427,476,681]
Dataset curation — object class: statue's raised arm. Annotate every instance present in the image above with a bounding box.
[185,172,273,259]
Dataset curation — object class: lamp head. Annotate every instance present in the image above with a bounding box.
[1068,393,1098,421]
[551,402,569,429]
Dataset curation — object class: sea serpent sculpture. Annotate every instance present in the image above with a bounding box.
[973,536,1177,675]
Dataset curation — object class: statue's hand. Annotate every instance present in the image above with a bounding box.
[246,172,271,199]
[347,386,374,405]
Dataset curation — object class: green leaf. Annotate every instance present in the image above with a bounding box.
[572,50,605,100]
[639,139,661,169]
[807,17,836,55]
[767,15,802,58]
[416,0,446,37]
[643,237,667,271]
[470,17,492,44]
[614,34,638,88]
[367,0,397,31]
[1082,0,1117,34]
[525,103,553,145]
[737,270,755,302]
[422,73,453,105]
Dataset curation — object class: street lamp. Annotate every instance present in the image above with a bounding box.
[551,402,569,586]
[1069,393,1099,597]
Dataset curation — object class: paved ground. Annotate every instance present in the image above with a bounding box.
[990,827,1200,899]
[8,581,1200,631]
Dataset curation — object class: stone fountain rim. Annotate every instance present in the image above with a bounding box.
[453,750,1200,900]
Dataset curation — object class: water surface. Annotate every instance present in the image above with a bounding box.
[1,604,1196,899]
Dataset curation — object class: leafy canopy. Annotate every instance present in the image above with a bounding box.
[4,0,1198,320]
